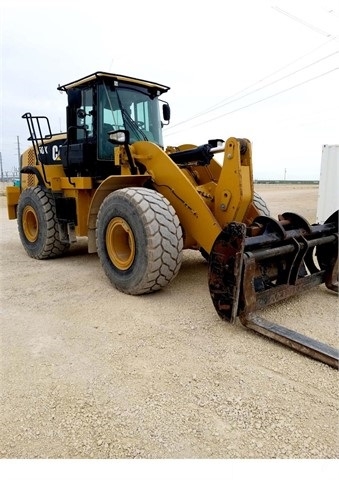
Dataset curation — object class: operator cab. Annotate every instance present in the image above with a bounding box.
[57,71,170,178]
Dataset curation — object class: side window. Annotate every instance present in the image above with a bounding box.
[76,88,94,141]
[135,101,149,130]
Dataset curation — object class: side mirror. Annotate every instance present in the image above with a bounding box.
[77,108,86,119]
[68,89,82,109]
[163,103,171,123]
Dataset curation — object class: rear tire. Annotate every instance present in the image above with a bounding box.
[96,187,183,295]
[17,186,70,259]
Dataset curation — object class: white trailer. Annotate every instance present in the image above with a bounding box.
[316,144,339,224]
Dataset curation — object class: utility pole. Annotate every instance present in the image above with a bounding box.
[0,152,3,182]
[17,136,21,170]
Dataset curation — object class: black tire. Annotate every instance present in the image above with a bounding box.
[200,247,209,261]
[253,191,270,216]
[17,186,70,259]
[96,187,183,295]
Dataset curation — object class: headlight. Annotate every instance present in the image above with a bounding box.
[108,129,130,145]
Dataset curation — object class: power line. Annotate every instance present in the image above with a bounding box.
[165,67,338,135]
[171,50,338,128]
[166,39,338,131]
[327,9,339,18]
[272,6,334,37]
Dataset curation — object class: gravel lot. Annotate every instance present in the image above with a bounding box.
[0,183,338,467]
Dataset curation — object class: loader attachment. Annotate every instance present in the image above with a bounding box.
[208,210,339,368]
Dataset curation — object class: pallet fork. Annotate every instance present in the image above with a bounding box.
[208,211,339,368]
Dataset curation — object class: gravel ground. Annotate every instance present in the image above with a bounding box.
[0,184,338,473]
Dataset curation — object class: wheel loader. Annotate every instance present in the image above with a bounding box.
[6,71,338,368]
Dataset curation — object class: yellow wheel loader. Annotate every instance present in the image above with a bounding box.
[6,72,338,368]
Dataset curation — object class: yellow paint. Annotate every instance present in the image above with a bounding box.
[8,132,255,256]
[6,186,20,219]
[132,141,223,253]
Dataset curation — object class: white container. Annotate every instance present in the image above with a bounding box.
[316,145,339,224]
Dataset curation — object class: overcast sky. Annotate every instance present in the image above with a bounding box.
[1,0,338,180]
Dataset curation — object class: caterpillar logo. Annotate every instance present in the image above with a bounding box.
[39,140,64,164]
[52,144,60,161]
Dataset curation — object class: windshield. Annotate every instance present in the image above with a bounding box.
[98,82,163,159]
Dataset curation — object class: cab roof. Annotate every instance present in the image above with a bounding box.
[57,71,170,94]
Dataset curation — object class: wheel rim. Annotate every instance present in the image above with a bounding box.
[106,217,135,270]
[22,206,38,242]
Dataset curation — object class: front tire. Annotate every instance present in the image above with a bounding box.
[17,186,69,259]
[96,187,183,295]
